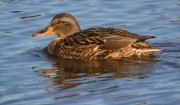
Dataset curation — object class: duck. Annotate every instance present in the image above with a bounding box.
[32,13,162,59]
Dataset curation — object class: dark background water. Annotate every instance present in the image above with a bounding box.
[0,0,180,105]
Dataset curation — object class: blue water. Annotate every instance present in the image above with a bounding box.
[1,0,180,105]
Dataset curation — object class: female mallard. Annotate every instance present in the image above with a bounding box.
[32,13,162,59]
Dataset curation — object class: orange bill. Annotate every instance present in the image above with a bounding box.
[32,26,54,37]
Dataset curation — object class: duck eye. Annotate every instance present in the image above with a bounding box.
[58,20,65,23]
[58,20,61,23]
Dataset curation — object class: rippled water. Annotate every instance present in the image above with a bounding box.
[1,0,180,105]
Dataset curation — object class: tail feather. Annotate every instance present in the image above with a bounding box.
[136,35,156,41]
[139,48,162,53]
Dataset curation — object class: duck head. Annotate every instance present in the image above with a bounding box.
[32,13,81,39]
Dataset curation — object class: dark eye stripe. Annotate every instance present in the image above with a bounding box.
[57,20,62,23]
[50,20,66,27]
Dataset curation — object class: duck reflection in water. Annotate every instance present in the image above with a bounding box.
[35,55,157,95]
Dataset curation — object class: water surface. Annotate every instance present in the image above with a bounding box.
[0,0,180,105]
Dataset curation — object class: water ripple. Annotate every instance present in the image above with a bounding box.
[1,0,179,105]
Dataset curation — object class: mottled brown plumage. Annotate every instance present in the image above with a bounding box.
[32,13,162,59]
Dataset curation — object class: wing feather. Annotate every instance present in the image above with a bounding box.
[58,28,155,51]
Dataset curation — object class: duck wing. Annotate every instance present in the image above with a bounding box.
[59,28,140,50]
[47,28,161,59]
